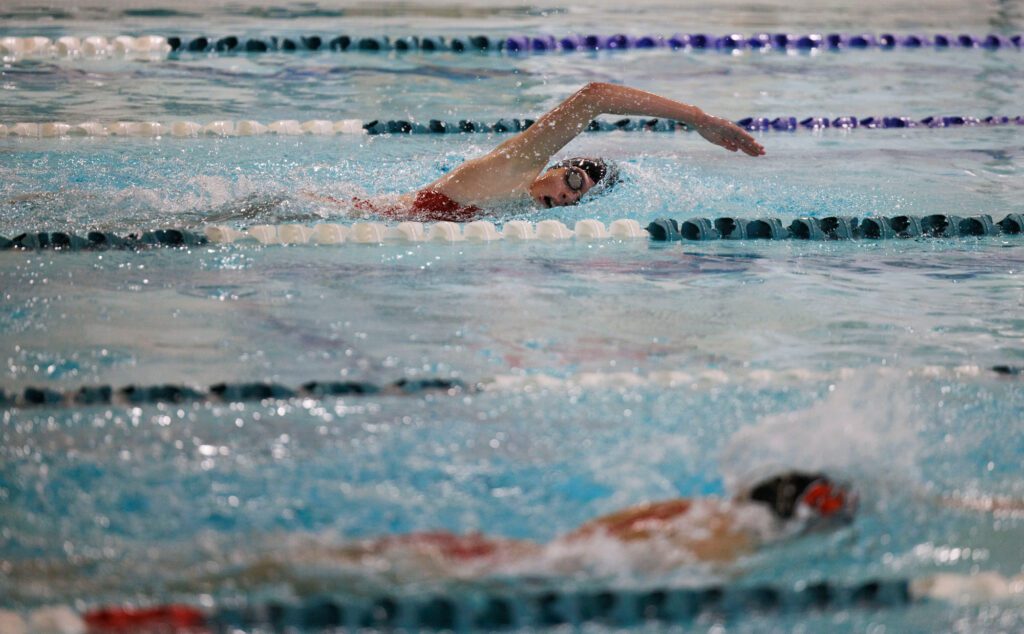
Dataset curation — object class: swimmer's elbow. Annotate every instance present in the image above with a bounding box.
[577,82,614,99]
[574,83,622,115]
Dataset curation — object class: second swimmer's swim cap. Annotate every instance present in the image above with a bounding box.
[748,471,854,521]
[800,479,851,518]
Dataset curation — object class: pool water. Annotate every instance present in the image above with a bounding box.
[2,1,1024,631]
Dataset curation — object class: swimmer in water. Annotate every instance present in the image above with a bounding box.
[65,474,1024,632]
[220,471,854,586]
[317,82,765,221]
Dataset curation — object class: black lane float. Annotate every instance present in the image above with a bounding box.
[0,229,208,251]
[646,213,1024,241]
[1,378,466,410]
[206,577,914,631]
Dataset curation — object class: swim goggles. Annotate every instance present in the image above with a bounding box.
[799,479,856,519]
[564,166,586,192]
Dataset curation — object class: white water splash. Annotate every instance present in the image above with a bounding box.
[719,369,924,498]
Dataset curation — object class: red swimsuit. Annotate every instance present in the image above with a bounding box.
[352,189,483,223]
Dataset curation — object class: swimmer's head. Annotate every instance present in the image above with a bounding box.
[529,158,619,208]
[745,471,857,524]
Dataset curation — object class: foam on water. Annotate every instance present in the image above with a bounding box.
[719,370,923,497]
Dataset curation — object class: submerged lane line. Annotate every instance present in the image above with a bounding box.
[4,572,1024,632]
[3,365,1015,411]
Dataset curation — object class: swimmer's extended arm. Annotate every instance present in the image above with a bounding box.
[562,498,757,564]
[428,82,764,200]
[498,82,765,166]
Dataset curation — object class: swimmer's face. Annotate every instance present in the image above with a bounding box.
[528,166,596,208]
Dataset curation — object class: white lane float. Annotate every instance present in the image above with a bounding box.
[202,220,650,246]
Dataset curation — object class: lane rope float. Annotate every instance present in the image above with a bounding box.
[0,220,643,250]
[7,572,1024,633]
[1,214,1021,253]
[206,578,918,631]
[3,365,1015,412]
[0,369,802,411]
[0,228,210,251]
[646,213,1024,241]
[1,32,1021,60]
[1,377,465,410]
[2,114,1023,138]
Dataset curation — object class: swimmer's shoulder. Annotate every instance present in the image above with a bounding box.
[568,498,695,541]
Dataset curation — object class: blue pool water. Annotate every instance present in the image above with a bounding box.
[2,1,1024,631]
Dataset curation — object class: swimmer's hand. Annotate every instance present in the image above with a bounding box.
[695,115,766,157]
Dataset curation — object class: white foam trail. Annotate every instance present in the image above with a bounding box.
[718,370,922,496]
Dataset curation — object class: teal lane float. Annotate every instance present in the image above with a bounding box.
[645,213,1024,241]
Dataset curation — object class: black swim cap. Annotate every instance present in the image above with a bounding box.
[550,157,619,195]
[747,471,828,520]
